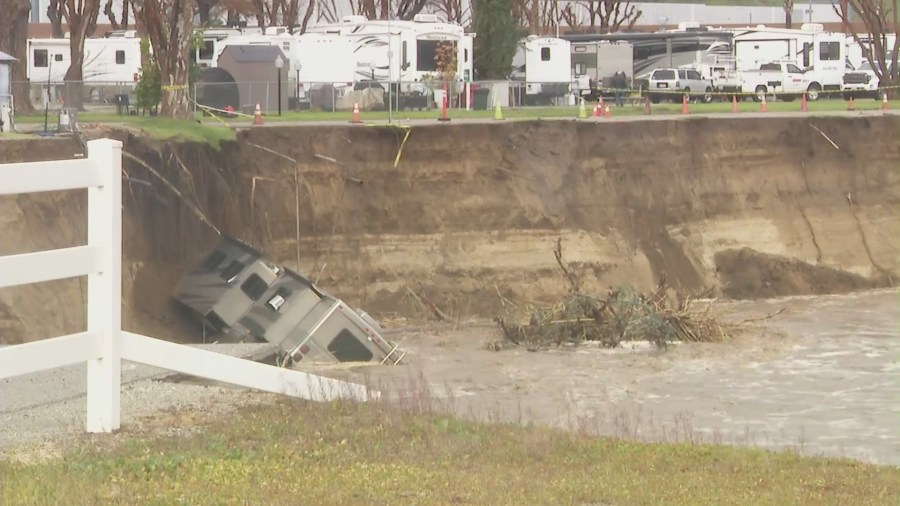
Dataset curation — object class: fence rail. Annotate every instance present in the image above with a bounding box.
[0,139,372,434]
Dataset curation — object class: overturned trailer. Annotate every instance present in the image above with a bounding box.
[175,236,405,366]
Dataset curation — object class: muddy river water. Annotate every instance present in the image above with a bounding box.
[335,289,899,466]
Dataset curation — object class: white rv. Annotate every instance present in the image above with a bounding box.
[27,31,141,84]
[728,24,848,96]
[305,14,475,85]
[511,36,573,105]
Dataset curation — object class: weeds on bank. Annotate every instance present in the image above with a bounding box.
[1,380,896,506]
[494,239,731,351]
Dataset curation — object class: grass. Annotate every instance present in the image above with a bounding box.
[0,397,896,505]
[6,97,894,147]
[13,113,235,148]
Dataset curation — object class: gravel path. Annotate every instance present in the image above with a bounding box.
[0,343,278,458]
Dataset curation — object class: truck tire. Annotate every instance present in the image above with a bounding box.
[682,88,691,103]
[807,83,821,101]
[702,87,713,104]
[754,85,767,102]
[650,94,661,104]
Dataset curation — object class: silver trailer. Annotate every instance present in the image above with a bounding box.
[176,236,404,366]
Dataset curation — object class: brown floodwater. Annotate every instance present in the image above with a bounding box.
[326,289,900,465]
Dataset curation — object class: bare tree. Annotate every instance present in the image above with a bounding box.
[133,0,197,118]
[0,0,35,113]
[584,0,641,33]
[834,0,900,93]
[48,0,65,38]
[783,0,793,28]
[105,0,132,29]
[512,0,557,34]
[430,0,469,24]
[317,0,429,22]
[57,0,102,110]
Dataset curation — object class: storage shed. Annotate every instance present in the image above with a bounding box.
[216,45,292,114]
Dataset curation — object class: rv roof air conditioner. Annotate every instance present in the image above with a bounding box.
[414,14,441,23]
[265,26,288,35]
[801,23,824,32]
[341,15,367,24]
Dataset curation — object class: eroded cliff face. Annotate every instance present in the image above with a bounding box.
[1,115,897,343]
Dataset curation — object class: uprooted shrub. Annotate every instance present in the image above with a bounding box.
[492,239,732,351]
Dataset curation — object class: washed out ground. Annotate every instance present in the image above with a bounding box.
[0,115,898,481]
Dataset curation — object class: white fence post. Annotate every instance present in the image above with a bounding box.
[84,139,123,432]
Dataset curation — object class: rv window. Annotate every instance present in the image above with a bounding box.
[115,50,125,65]
[34,49,48,68]
[819,41,840,61]
[802,42,812,67]
[220,260,245,282]
[199,41,215,61]
[202,250,227,271]
[327,329,375,362]
[416,40,443,72]
[464,48,468,63]
[54,54,63,62]
[240,274,269,301]
[541,47,551,61]
[402,41,408,67]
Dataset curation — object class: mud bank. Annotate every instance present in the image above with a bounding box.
[1,115,898,343]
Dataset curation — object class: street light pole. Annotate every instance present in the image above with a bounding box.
[275,54,285,116]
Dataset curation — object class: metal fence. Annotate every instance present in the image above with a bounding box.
[11,80,136,109]
[191,79,595,115]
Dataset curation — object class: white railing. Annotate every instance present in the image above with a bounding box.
[0,139,372,434]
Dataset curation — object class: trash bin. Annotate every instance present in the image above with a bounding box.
[473,88,491,110]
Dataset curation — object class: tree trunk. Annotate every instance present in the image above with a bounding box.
[136,0,195,119]
[161,68,191,118]
[64,50,85,111]
[0,0,35,113]
[784,12,792,29]
[48,0,65,38]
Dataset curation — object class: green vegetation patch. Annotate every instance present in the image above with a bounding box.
[1,399,896,505]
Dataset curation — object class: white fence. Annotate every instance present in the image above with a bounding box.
[0,139,372,433]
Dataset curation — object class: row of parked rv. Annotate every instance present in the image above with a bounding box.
[23,18,895,109]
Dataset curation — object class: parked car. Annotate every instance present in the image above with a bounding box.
[647,68,714,104]
[843,61,890,100]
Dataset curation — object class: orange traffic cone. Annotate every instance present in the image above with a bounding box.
[592,103,601,118]
[604,104,611,118]
[801,92,808,112]
[760,94,768,113]
[847,96,855,111]
[681,94,689,114]
[882,93,890,111]
[350,102,362,124]
[643,95,652,115]
[732,94,738,113]
[252,103,264,126]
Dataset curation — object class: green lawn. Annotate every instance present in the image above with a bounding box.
[14,113,234,148]
[0,399,895,505]
[8,99,894,147]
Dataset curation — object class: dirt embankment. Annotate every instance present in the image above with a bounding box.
[1,116,898,343]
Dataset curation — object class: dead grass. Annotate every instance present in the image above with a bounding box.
[0,387,896,506]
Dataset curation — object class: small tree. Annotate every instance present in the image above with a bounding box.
[473,0,524,79]
[834,0,900,94]
[134,38,161,115]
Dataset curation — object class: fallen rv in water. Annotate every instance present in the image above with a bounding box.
[175,236,405,366]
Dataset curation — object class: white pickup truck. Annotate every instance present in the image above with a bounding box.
[740,62,819,102]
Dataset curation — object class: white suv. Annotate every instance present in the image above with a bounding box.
[648,68,714,104]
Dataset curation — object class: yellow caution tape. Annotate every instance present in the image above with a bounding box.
[589,84,899,98]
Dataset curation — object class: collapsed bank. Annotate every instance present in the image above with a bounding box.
[0,114,897,344]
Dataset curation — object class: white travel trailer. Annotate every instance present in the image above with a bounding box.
[27,31,141,84]
[510,36,573,105]
[305,14,475,85]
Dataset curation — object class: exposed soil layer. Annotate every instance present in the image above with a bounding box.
[1,115,898,343]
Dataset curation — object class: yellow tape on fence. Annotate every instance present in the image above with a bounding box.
[590,84,900,98]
